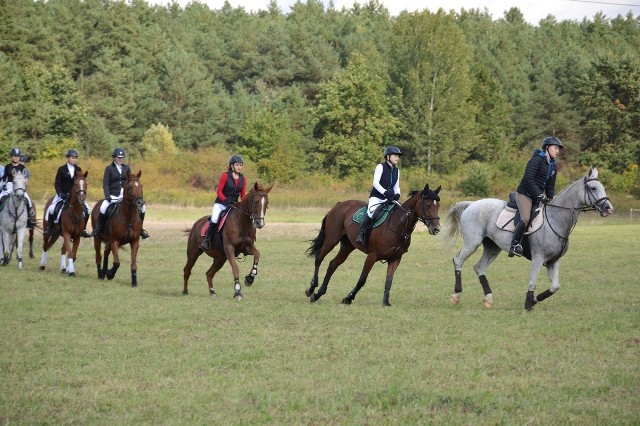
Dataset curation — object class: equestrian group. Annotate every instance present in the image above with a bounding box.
[1,138,615,311]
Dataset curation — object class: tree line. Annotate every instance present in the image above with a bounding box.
[1,0,639,189]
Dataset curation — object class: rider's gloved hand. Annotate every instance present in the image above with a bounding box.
[393,193,400,201]
[384,190,394,201]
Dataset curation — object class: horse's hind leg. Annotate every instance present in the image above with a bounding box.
[342,253,378,305]
[205,258,226,297]
[473,239,501,308]
[28,228,34,259]
[311,239,355,303]
[182,249,203,295]
[451,238,483,305]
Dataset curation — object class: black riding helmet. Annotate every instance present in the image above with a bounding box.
[112,147,126,158]
[229,155,244,165]
[9,147,21,157]
[384,146,402,158]
[19,154,28,163]
[541,136,564,150]
[66,149,79,158]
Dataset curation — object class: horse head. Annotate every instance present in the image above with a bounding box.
[582,167,614,217]
[11,169,27,199]
[72,171,89,206]
[407,183,442,235]
[124,170,144,213]
[244,182,273,229]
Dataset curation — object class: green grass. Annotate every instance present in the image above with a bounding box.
[1,213,639,424]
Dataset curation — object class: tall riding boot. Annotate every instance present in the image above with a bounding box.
[355,215,372,245]
[139,212,150,239]
[200,221,216,250]
[508,222,526,257]
[89,212,106,237]
[81,205,91,238]
[27,205,36,229]
[43,212,54,236]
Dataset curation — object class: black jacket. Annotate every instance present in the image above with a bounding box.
[103,162,131,199]
[516,149,557,199]
[55,164,82,196]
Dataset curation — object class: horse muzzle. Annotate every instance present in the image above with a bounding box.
[254,218,265,229]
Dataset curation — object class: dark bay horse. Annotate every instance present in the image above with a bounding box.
[183,182,273,299]
[443,167,614,310]
[305,184,442,306]
[91,170,144,287]
[40,171,89,276]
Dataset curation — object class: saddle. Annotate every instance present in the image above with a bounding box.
[199,208,232,252]
[352,203,394,228]
[496,192,544,234]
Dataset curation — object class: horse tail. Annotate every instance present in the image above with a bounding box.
[305,215,327,259]
[442,201,472,249]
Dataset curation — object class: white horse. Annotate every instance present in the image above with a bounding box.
[0,170,29,269]
[443,167,614,310]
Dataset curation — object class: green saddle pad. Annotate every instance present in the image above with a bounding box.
[353,203,394,228]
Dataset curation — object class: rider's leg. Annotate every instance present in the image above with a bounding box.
[89,199,110,237]
[509,193,532,257]
[25,192,36,229]
[81,202,91,238]
[201,204,223,250]
[355,198,376,245]
[43,200,57,236]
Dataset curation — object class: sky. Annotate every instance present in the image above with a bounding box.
[146,0,639,24]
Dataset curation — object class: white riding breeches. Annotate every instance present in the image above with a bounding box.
[210,202,226,224]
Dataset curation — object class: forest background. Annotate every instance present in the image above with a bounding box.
[1,0,639,209]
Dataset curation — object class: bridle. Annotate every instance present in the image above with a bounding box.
[232,190,267,225]
[581,177,610,214]
[387,192,440,239]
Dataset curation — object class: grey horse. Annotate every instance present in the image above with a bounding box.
[443,167,614,310]
[1,170,29,269]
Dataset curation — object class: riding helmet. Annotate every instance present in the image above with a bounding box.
[541,136,564,150]
[229,155,244,165]
[9,147,21,157]
[112,147,126,158]
[19,154,28,162]
[66,149,79,158]
[384,146,402,158]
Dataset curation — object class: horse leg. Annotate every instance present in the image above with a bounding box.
[16,228,25,270]
[342,253,378,305]
[182,246,203,296]
[225,247,244,300]
[205,258,226,297]
[312,242,355,303]
[67,236,81,277]
[533,259,560,305]
[381,258,401,307]
[28,228,34,259]
[244,246,260,287]
[129,239,140,287]
[94,236,105,279]
[106,242,120,280]
[305,228,341,298]
[473,241,501,308]
[524,257,545,311]
[60,233,71,273]
[451,239,482,305]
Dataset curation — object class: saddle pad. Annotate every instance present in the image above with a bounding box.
[200,213,227,237]
[496,207,543,234]
[352,204,394,228]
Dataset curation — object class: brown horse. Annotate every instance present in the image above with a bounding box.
[91,170,144,287]
[40,171,89,276]
[183,182,273,299]
[305,184,442,306]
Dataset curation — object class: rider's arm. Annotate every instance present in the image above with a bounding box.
[240,176,247,200]
[216,173,228,202]
[393,169,400,196]
[371,164,385,196]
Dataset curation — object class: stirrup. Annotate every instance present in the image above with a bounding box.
[200,239,211,251]
[508,244,523,258]
[141,229,150,239]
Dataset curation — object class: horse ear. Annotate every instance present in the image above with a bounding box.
[435,185,441,194]
[423,183,430,192]
[253,182,259,191]
[136,170,142,179]
[588,167,598,179]
[266,183,274,193]
[84,170,89,178]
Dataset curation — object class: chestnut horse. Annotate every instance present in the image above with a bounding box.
[183,182,273,299]
[40,171,89,276]
[91,170,144,287]
[305,184,442,306]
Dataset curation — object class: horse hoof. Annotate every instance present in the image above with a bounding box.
[244,274,254,286]
[39,265,45,271]
[309,294,317,303]
[305,289,312,297]
[382,301,391,307]
[60,268,66,273]
[483,294,493,308]
[341,298,352,305]
[182,290,189,296]
[451,293,461,305]
[234,294,242,301]
[131,283,137,288]
[68,272,76,277]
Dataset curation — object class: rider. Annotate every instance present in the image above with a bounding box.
[355,146,402,246]
[509,136,563,257]
[18,155,30,180]
[43,149,91,237]
[88,147,150,239]
[200,155,247,251]
[0,147,36,228]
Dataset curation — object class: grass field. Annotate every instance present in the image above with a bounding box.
[1,207,639,424]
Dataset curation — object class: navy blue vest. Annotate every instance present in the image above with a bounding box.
[215,172,245,205]
[369,162,398,199]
